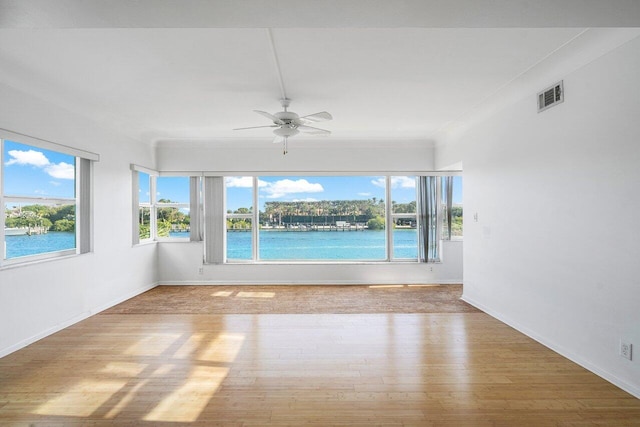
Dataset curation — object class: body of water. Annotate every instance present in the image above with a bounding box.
[5,232,76,259]
[228,229,418,260]
[5,229,418,261]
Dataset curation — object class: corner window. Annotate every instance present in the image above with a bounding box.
[156,176,190,239]
[133,169,192,243]
[137,172,152,241]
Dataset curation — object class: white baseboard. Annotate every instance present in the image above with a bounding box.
[461,294,640,399]
[0,281,158,359]
[159,280,463,286]
[89,282,158,315]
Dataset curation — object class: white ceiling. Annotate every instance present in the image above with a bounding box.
[0,1,638,145]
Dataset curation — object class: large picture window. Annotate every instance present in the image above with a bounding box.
[2,137,95,265]
[258,176,388,261]
[219,175,443,263]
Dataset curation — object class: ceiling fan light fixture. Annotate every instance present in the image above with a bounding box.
[273,126,299,137]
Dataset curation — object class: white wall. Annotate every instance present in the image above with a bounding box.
[0,83,158,357]
[436,35,640,396]
[156,138,437,173]
[156,139,463,285]
[158,240,462,285]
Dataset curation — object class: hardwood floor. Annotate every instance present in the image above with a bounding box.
[1,286,639,426]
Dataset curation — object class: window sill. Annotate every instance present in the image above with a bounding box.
[133,240,157,247]
[223,259,425,265]
[0,251,86,271]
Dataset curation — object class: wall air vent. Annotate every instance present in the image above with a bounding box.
[538,80,564,113]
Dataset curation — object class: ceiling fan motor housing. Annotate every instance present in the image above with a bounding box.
[274,111,299,123]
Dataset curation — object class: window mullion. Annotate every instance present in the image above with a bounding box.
[385,176,393,261]
[253,176,259,261]
[150,175,158,240]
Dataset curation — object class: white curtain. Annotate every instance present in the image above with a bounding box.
[189,177,203,242]
[417,176,439,262]
[444,176,453,240]
[203,176,225,264]
[78,158,92,253]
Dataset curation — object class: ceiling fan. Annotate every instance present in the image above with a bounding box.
[234,98,332,154]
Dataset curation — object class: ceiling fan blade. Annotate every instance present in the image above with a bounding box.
[233,125,279,131]
[254,110,284,125]
[298,125,331,135]
[299,111,332,123]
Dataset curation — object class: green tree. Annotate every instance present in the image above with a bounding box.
[52,219,75,232]
[367,216,385,230]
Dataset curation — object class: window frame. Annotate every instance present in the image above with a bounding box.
[222,174,428,264]
[155,175,191,242]
[1,132,97,267]
[132,167,193,244]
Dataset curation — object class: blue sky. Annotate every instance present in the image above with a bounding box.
[3,140,462,210]
[3,140,76,198]
[225,175,462,212]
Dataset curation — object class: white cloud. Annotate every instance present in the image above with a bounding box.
[392,176,416,188]
[6,149,75,180]
[225,176,253,188]
[371,178,385,188]
[225,176,269,188]
[45,162,75,180]
[371,177,416,189]
[358,192,372,197]
[261,179,324,199]
[49,181,61,186]
[5,149,50,167]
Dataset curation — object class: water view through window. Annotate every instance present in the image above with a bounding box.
[3,140,76,260]
[225,175,423,261]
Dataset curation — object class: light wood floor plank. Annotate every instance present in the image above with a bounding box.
[0,286,639,425]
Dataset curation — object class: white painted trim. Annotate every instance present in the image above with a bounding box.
[159,280,462,286]
[0,128,99,161]
[461,294,640,399]
[130,163,158,176]
[0,281,158,359]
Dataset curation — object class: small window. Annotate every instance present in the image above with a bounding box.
[225,176,254,260]
[156,176,190,239]
[133,170,193,243]
[137,172,152,242]
[441,176,463,240]
[391,176,417,260]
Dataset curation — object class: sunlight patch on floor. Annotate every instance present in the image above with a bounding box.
[143,366,228,422]
[124,333,182,357]
[100,362,147,377]
[369,285,404,289]
[34,380,126,417]
[198,332,246,363]
[236,291,275,298]
[104,379,149,419]
[174,333,204,359]
[212,291,234,297]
